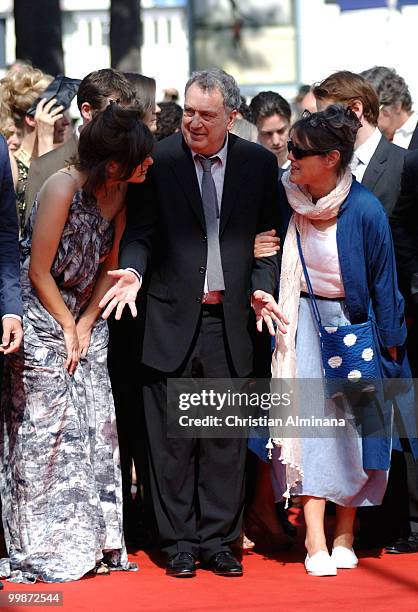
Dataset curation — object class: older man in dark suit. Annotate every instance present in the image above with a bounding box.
[0,135,23,590]
[100,68,286,577]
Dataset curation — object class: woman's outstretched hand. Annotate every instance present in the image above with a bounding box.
[252,290,289,336]
[99,269,141,320]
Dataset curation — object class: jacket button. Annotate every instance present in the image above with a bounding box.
[202,234,207,242]
[199,266,206,274]
[195,297,202,303]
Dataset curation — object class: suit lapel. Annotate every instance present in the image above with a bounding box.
[167,134,249,235]
[408,122,418,150]
[168,137,205,230]
[219,135,249,237]
[361,136,389,193]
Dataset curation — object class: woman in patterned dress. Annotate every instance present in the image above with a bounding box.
[0,104,154,583]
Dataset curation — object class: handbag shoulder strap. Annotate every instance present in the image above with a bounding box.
[296,230,323,329]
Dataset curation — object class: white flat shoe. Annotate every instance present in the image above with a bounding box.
[305,551,337,576]
[331,546,358,569]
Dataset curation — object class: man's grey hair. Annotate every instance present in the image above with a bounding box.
[185,68,241,111]
[360,66,413,112]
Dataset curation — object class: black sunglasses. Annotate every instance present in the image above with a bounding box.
[287,140,330,160]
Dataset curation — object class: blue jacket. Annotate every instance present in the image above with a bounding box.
[277,178,417,466]
[0,136,22,318]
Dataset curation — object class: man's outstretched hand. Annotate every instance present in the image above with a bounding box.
[252,290,289,336]
[99,269,141,320]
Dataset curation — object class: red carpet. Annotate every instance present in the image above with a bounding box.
[2,510,417,611]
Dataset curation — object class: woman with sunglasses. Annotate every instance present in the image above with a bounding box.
[256,104,407,576]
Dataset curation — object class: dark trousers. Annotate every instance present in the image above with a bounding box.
[378,315,418,541]
[406,453,418,535]
[359,445,417,545]
[0,354,3,536]
[404,314,418,535]
[108,311,154,536]
[357,310,418,544]
[400,444,418,535]
[142,305,247,561]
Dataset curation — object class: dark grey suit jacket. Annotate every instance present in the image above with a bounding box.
[408,122,418,150]
[362,135,406,216]
[390,149,418,298]
[120,133,281,375]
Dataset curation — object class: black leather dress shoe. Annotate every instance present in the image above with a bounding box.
[208,551,243,576]
[166,552,196,577]
[385,534,418,554]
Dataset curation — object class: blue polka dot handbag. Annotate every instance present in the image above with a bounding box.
[296,232,379,385]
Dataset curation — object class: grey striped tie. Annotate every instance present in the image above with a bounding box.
[198,156,225,292]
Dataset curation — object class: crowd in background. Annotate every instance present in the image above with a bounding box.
[0,58,416,586]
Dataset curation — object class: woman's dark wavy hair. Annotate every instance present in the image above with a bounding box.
[76,103,154,196]
[291,103,362,171]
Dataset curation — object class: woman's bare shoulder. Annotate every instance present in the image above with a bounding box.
[40,167,84,199]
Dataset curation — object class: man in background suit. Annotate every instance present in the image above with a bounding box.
[99,68,286,577]
[359,66,418,556]
[250,90,292,171]
[313,71,415,551]
[361,66,418,151]
[24,68,136,222]
[313,71,406,216]
[388,150,418,554]
[0,135,23,590]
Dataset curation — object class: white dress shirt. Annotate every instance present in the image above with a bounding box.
[392,111,418,149]
[349,127,382,183]
[191,135,228,302]
[125,137,229,304]
[192,136,228,218]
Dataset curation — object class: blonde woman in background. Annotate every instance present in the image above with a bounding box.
[0,116,22,152]
[0,66,69,230]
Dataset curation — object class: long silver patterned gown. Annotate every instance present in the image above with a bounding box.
[0,187,135,583]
